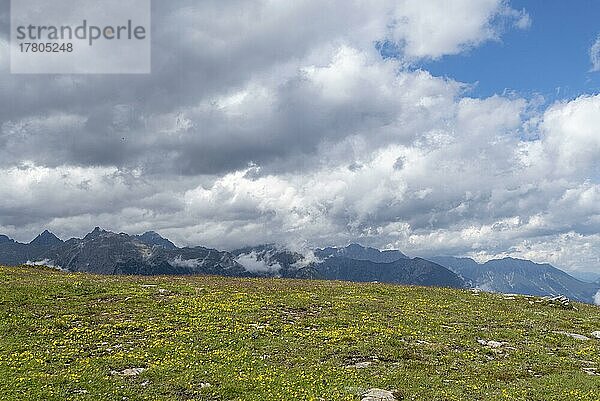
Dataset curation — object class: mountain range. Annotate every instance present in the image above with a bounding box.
[1,228,599,303]
[429,256,600,304]
[32,227,253,277]
[232,244,464,288]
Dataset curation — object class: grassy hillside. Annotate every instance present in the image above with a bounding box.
[1,266,599,401]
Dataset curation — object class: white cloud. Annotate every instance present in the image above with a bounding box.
[389,0,530,59]
[595,290,600,306]
[541,95,600,174]
[500,6,531,30]
[236,252,282,275]
[170,256,201,269]
[590,35,600,72]
[26,259,65,271]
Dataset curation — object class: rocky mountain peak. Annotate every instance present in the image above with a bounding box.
[134,231,177,250]
[29,230,63,248]
[84,227,112,241]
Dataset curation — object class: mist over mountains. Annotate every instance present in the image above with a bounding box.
[1,228,598,304]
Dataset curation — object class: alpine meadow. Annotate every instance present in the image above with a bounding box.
[1,1,600,400]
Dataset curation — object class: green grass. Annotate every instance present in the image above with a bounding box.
[1,265,599,401]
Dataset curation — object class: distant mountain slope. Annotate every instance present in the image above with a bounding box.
[430,256,600,304]
[0,242,35,266]
[0,231,63,266]
[29,230,63,248]
[233,244,462,287]
[1,228,596,301]
[38,227,250,277]
[570,271,600,283]
[315,256,465,288]
[316,244,407,263]
[0,235,13,245]
[134,231,177,250]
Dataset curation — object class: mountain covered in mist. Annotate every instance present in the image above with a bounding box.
[1,229,598,303]
[233,244,463,288]
[0,230,463,288]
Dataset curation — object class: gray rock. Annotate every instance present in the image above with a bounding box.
[542,295,573,309]
[591,331,600,339]
[361,389,397,401]
[555,331,590,341]
[111,367,146,377]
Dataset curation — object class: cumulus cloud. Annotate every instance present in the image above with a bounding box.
[26,259,65,271]
[389,0,530,59]
[0,0,523,173]
[236,252,282,275]
[170,256,201,269]
[541,95,600,173]
[595,291,600,306]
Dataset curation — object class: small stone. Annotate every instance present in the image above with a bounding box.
[112,367,146,377]
[200,383,212,389]
[361,389,397,401]
[542,296,573,309]
[591,331,600,339]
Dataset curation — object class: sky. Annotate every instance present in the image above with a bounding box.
[419,0,600,100]
[0,0,599,274]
